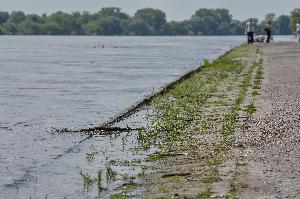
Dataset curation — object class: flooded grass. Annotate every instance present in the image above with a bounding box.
[80,171,96,192]
[110,193,129,199]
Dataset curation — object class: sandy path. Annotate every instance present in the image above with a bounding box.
[239,42,300,198]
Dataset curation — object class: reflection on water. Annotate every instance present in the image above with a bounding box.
[0,36,245,198]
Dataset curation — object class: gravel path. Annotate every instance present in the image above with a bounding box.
[239,42,300,198]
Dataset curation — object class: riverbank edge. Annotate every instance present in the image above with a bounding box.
[99,47,237,128]
[140,43,262,199]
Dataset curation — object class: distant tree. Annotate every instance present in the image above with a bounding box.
[2,22,18,34]
[277,15,292,35]
[97,7,129,20]
[83,20,97,35]
[41,22,63,35]
[17,20,44,35]
[0,8,294,36]
[81,7,129,35]
[81,11,92,24]
[265,13,276,23]
[258,13,292,35]
[290,8,300,33]
[97,16,123,35]
[167,21,191,35]
[26,14,44,23]
[229,20,244,35]
[69,12,85,35]
[10,11,26,24]
[48,11,74,34]
[250,18,263,34]
[128,18,152,35]
[134,8,167,35]
[0,11,9,24]
[190,8,234,35]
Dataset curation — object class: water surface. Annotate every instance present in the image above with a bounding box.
[0,36,245,198]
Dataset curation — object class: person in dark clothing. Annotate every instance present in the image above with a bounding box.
[265,21,272,43]
[245,18,255,44]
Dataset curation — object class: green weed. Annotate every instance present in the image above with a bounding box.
[197,187,212,199]
[80,171,96,192]
[244,103,256,114]
[110,193,128,199]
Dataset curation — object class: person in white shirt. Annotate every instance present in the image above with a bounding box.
[245,18,255,44]
[296,21,300,42]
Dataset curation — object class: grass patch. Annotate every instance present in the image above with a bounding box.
[140,44,259,198]
[244,103,256,115]
[225,191,239,199]
[252,91,259,96]
[207,158,222,167]
[146,152,163,162]
[253,60,264,90]
[230,179,248,190]
[197,187,212,199]
[110,193,129,199]
[159,187,173,193]
[168,175,185,183]
[80,171,96,192]
[222,52,258,136]
[202,173,221,184]
[142,45,248,151]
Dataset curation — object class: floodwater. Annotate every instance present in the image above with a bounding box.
[0,36,246,198]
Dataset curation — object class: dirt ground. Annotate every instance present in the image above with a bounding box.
[142,42,300,199]
[235,42,300,198]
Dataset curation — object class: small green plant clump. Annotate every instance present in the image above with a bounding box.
[203,59,210,67]
[106,166,117,183]
[110,193,129,199]
[80,171,96,192]
[245,103,256,115]
[146,152,163,162]
[197,187,212,199]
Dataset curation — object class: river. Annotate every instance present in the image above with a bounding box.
[0,36,266,198]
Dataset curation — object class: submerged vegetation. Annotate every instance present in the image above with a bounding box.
[0,7,296,35]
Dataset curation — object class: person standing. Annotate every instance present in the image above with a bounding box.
[265,21,272,43]
[296,21,300,43]
[245,18,255,44]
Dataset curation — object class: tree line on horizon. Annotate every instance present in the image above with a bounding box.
[0,7,299,36]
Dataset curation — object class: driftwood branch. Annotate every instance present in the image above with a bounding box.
[161,173,191,178]
[51,126,144,134]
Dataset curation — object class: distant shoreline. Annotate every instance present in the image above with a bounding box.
[0,8,295,36]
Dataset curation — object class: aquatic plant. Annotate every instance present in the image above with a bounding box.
[97,170,105,192]
[79,171,96,192]
[106,166,117,183]
[110,193,128,199]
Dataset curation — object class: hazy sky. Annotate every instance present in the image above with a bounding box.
[1,0,300,21]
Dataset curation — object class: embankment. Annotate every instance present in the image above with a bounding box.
[142,44,262,198]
